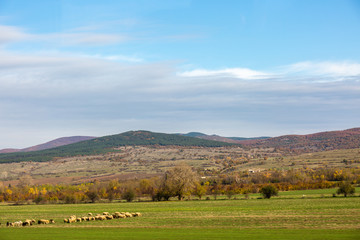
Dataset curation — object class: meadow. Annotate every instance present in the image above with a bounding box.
[0,189,359,240]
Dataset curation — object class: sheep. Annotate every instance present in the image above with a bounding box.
[88,213,93,216]
[22,220,32,226]
[64,215,77,223]
[124,212,132,218]
[76,218,82,222]
[106,215,113,220]
[113,212,126,219]
[102,212,110,215]
[6,221,19,227]
[12,221,23,227]
[95,215,106,220]
[22,219,36,226]
[49,219,55,224]
[132,212,141,217]
[38,219,50,224]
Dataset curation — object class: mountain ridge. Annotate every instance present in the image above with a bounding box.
[0,136,96,153]
[1,128,359,163]
[180,132,270,143]
[241,127,360,151]
[0,130,233,163]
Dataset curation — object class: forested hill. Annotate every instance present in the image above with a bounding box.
[0,131,234,163]
[241,128,360,152]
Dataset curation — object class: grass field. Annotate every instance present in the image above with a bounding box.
[0,189,359,240]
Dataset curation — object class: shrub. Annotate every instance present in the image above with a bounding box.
[336,182,355,197]
[122,189,135,202]
[34,195,44,204]
[64,195,77,204]
[86,190,100,203]
[260,185,278,199]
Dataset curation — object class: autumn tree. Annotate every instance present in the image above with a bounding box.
[163,164,198,200]
[193,182,207,200]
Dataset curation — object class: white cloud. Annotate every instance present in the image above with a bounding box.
[0,28,359,148]
[40,32,129,46]
[0,25,29,44]
[90,54,143,63]
[283,61,360,78]
[178,68,271,79]
[0,24,129,47]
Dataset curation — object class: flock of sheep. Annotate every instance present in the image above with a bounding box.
[6,219,55,227]
[64,211,141,223]
[4,211,141,227]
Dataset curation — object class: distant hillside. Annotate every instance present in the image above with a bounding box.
[181,132,270,143]
[181,132,208,138]
[0,136,95,153]
[229,136,270,141]
[0,131,233,163]
[242,128,360,151]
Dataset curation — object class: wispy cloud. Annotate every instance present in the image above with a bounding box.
[282,61,360,79]
[0,23,359,148]
[89,54,143,63]
[0,25,29,44]
[40,32,130,46]
[180,61,360,82]
[178,68,271,79]
[0,24,129,46]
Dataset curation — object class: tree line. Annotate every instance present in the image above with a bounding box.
[0,166,358,204]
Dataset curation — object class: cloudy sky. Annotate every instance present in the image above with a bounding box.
[0,0,360,149]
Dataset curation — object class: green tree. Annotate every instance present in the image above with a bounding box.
[122,188,135,202]
[260,185,278,199]
[336,182,355,197]
[86,190,99,203]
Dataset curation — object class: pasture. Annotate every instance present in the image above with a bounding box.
[0,189,359,240]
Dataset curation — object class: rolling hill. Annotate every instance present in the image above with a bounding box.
[0,131,233,163]
[242,128,360,151]
[180,132,270,143]
[0,136,95,153]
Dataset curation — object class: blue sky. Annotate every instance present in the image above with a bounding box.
[0,0,360,148]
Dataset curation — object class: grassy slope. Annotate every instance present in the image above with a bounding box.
[0,189,359,240]
[0,131,233,163]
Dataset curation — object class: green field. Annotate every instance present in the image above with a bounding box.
[0,189,359,240]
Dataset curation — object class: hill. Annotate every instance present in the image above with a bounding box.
[0,131,233,163]
[242,128,360,152]
[181,132,270,143]
[0,136,95,153]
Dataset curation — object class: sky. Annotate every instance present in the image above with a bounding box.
[0,0,360,149]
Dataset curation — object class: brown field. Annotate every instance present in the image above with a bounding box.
[1,146,359,185]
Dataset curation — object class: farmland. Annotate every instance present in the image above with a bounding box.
[2,146,359,186]
[0,189,359,240]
